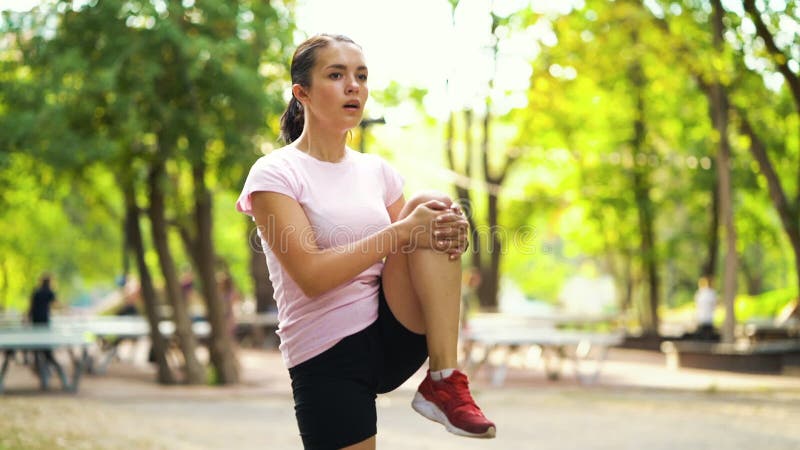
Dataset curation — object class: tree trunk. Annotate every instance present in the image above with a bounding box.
[648,0,799,317]
[148,158,206,384]
[478,109,502,311]
[123,180,175,385]
[473,14,516,311]
[711,0,738,343]
[443,108,487,308]
[191,161,239,384]
[738,113,800,313]
[248,216,275,347]
[740,248,764,295]
[622,250,634,313]
[702,177,720,279]
[460,110,482,272]
[0,260,7,312]
[171,13,239,382]
[443,109,482,271]
[628,53,660,334]
[247,217,276,313]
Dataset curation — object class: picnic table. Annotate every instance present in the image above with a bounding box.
[461,312,624,385]
[0,312,282,390]
[55,313,278,373]
[0,326,94,393]
[53,316,213,374]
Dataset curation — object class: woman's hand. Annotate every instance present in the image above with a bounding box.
[399,201,470,260]
[434,203,470,260]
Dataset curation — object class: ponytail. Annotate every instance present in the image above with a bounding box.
[280,97,304,144]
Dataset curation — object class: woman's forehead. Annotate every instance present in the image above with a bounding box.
[316,41,367,69]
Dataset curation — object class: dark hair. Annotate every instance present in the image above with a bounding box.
[279,34,360,144]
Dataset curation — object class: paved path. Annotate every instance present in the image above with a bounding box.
[1,347,800,449]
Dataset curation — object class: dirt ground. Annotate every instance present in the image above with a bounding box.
[2,347,800,450]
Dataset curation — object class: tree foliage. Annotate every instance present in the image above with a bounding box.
[1,0,797,342]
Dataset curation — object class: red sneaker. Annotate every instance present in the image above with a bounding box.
[411,370,496,438]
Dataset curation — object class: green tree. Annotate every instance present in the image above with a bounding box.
[0,0,295,384]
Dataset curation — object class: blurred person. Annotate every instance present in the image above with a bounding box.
[116,276,141,316]
[217,270,241,338]
[28,273,57,325]
[694,276,718,341]
[180,268,206,322]
[27,273,68,388]
[237,34,495,449]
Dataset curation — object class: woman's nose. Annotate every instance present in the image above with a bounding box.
[345,76,359,93]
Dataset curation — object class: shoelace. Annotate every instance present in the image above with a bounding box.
[441,374,483,413]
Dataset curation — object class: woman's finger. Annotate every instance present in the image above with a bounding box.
[434,223,468,237]
[434,212,464,223]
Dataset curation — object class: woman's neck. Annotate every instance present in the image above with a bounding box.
[293,128,349,163]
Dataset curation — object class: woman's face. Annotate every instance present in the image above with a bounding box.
[296,41,369,133]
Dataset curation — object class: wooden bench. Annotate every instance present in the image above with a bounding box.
[461,313,624,385]
[0,327,94,393]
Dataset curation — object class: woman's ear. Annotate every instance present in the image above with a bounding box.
[292,84,308,104]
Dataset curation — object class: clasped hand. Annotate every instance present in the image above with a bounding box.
[402,200,469,260]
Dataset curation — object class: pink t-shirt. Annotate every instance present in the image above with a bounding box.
[236,146,404,368]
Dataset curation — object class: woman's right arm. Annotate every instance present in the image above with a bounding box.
[251,191,450,298]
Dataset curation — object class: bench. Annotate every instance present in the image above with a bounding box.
[661,339,800,374]
[461,313,624,385]
[740,321,799,343]
[0,327,94,393]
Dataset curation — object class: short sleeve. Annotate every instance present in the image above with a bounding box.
[380,158,405,206]
[236,155,299,216]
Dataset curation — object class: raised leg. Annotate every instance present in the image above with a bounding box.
[382,191,462,370]
[383,191,496,439]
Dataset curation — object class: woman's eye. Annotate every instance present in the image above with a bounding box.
[329,73,342,80]
[358,74,368,81]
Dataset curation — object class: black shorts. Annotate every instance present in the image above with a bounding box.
[288,286,428,450]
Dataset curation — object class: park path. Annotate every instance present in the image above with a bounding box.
[2,347,800,449]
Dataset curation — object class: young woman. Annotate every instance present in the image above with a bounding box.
[237,34,495,450]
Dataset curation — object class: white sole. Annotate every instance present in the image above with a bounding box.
[411,392,496,439]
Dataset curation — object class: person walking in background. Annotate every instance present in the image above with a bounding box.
[116,276,141,316]
[237,34,495,449]
[28,274,57,325]
[694,276,718,341]
[217,270,241,339]
[27,273,68,389]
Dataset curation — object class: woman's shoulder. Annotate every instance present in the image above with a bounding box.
[252,145,301,168]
